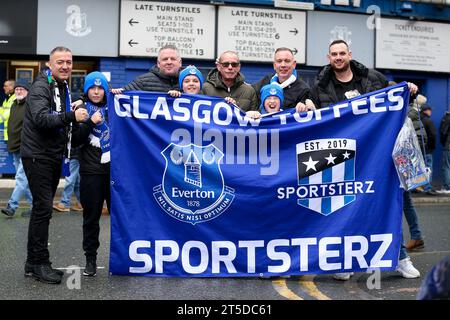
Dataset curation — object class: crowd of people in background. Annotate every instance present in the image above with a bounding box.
[1,43,449,298]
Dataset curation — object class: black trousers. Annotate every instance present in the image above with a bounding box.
[22,158,61,265]
[80,174,110,258]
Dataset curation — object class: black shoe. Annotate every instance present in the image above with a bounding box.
[1,206,15,217]
[25,261,63,277]
[83,257,97,277]
[425,190,438,196]
[21,209,32,217]
[31,264,63,284]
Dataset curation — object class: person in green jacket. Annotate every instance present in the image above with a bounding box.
[202,51,258,112]
[1,79,16,141]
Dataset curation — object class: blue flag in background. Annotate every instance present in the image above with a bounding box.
[108,82,409,277]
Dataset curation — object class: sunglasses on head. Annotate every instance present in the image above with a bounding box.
[220,62,240,68]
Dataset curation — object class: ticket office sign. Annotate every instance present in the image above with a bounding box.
[376,18,450,73]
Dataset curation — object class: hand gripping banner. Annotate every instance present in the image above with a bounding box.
[109,82,409,277]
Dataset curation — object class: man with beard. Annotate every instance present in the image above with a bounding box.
[1,82,33,218]
[311,40,411,107]
[310,40,420,281]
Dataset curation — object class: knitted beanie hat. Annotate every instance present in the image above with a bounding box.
[178,65,204,90]
[84,71,109,94]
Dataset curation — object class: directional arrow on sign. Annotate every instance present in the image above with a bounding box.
[128,39,138,47]
[289,28,298,35]
[292,48,298,55]
[129,18,139,26]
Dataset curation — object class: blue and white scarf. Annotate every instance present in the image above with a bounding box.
[270,69,297,89]
[85,102,110,164]
[46,69,72,176]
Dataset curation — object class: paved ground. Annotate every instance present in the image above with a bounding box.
[0,181,448,301]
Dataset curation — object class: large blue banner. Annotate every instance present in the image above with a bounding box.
[109,82,409,277]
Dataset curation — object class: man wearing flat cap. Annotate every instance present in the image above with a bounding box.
[1,82,33,218]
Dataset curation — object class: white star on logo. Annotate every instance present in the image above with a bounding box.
[325,153,337,165]
[343,151,351,159]
[303,156,319,172]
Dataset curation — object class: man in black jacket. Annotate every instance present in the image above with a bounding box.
[310,40,421,281]
[112,44,182,93]
[253,47,314,112]
[310,40,418,108]
[21,46,89,284]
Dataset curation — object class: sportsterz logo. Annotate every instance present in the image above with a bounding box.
[153,143,235,224]
[277,138,375,216]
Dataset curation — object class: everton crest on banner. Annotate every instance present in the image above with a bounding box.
[108,82,409,277]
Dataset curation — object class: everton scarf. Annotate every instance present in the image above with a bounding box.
[85,102,110,164]
[270,69,297,89]
[46,69,72,176]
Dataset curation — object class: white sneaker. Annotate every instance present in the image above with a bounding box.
[333,272,354,281]
[396,257,420,278]
[436,188,450,194]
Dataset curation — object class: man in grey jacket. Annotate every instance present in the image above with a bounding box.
[112,44,182,93]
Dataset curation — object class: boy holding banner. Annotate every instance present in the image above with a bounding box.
[168,65,238,107]
[246,83,284,119]
[168,65,204,97]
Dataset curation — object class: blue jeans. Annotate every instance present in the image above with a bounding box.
[403,191,422,240]
[60,159,81,208]
[399,239,408,261]
[422,153,433,191]
[399,191,421,261]
[8,152,32,211]
[442,150,450,190]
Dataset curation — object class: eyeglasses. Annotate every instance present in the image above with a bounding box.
[220,62,240,68]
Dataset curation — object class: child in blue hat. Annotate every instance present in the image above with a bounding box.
[168,65,204,97]
[168,65,238,106]
[246,83,284,119]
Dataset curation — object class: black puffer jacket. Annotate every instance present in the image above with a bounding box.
[122,65,179,92]
[202,68,258,112]
[20,70,76,160]
[252,73,312,110]
[311,60,389,108]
